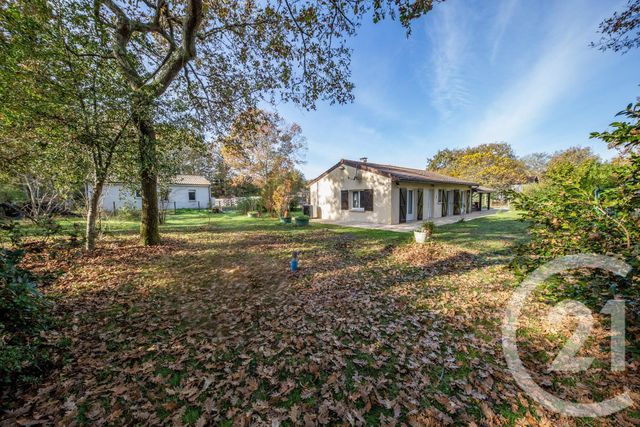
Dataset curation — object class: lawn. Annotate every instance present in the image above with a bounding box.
[2,210,638,425]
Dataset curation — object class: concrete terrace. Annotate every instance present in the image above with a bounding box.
[312,208,507,232]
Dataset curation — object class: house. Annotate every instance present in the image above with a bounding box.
[94,175,211,212]
[308,159,494,225]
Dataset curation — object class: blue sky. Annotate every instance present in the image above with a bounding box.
[275,0,640,179]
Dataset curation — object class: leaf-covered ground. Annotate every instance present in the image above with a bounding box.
[2,210,639,426]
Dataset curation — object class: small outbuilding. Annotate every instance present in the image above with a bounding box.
[93,175,211,212]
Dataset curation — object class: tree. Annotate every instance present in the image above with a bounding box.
[427,143,528,190]
[221,110,306,214]
[593,0,640,53]
[546,146,599,175]
[272,170,305,217]
[426,148,458,170]
[520,152,550,180]
[0,0,136,251]
[90,0,437,245]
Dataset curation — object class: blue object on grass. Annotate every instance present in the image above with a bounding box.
[290,251,299,271]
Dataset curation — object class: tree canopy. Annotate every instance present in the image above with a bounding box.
[221,109,306,214]
[87,0,439,244]
[546,146,600,174]
[427,143,528,190]
[520,152,550,180]
[594,0,640,52]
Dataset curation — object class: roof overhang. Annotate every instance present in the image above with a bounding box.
[393,179,478,187]
[308,159,478,187]
[473,186,496,193]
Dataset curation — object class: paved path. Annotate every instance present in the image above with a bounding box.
[312,209,507,232]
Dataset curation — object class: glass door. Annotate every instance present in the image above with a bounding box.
[406,190,414,221]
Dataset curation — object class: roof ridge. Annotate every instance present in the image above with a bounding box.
[345,159,455,177]
[314,159,478,186]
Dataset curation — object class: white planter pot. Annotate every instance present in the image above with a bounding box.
[414,231,429,243]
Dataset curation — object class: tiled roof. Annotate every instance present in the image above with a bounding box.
[309,159,478,186]
[170,175,210,186]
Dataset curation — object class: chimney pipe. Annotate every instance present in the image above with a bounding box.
[359,157,368,163]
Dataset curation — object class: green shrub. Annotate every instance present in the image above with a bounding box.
[511,158,639,273]
[418,221,434,235]
[0,248,52,387]
[0,220,23,247]
[295,214,309,221]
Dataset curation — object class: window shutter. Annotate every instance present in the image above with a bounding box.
[340,190,349,210]
[363,189,373,211]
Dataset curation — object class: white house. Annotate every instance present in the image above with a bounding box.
[94,175,211,212]
[308,159,494,225]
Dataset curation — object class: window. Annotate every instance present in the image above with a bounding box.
[188,190,196,201]
[437,189,443,203]
[407,190,413,214]
[351,190,361,209]
[134,189,142,198]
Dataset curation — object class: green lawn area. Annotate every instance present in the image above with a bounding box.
[436,210,527,253]
[3,210,638,425]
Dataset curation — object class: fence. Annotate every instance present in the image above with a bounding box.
[211,196,261,210]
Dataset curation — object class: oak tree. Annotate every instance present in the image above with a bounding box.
[427,143,528,190]
[91,0,438,245]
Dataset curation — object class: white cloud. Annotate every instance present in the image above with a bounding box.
[489,0,517,62]
[425,1,472,117]
[469,1,609,149]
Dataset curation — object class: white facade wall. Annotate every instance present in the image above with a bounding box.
[309,163,477,225]
[309,164,394,224]
[92,184,210,212]
[166,185,210,209]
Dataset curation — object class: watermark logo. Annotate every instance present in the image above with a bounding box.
[502,254,633,417]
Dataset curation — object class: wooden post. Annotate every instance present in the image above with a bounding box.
[198,201,200,210]
[113,201,116,214]
[174,201,177,214]
[487,193,491,210]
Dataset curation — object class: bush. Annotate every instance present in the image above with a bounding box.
[0,248,52,387]
[511,157,640,274]
[0,220,23,247]
[418,221,434,235]
[295,214,309,221]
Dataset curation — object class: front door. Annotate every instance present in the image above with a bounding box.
[406,190,414,221]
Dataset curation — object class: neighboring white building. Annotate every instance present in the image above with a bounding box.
[93,175,211,212]
[308,159,494,225]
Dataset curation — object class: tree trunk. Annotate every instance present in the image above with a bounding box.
[85,180,103,251]
[133,105,161,246]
